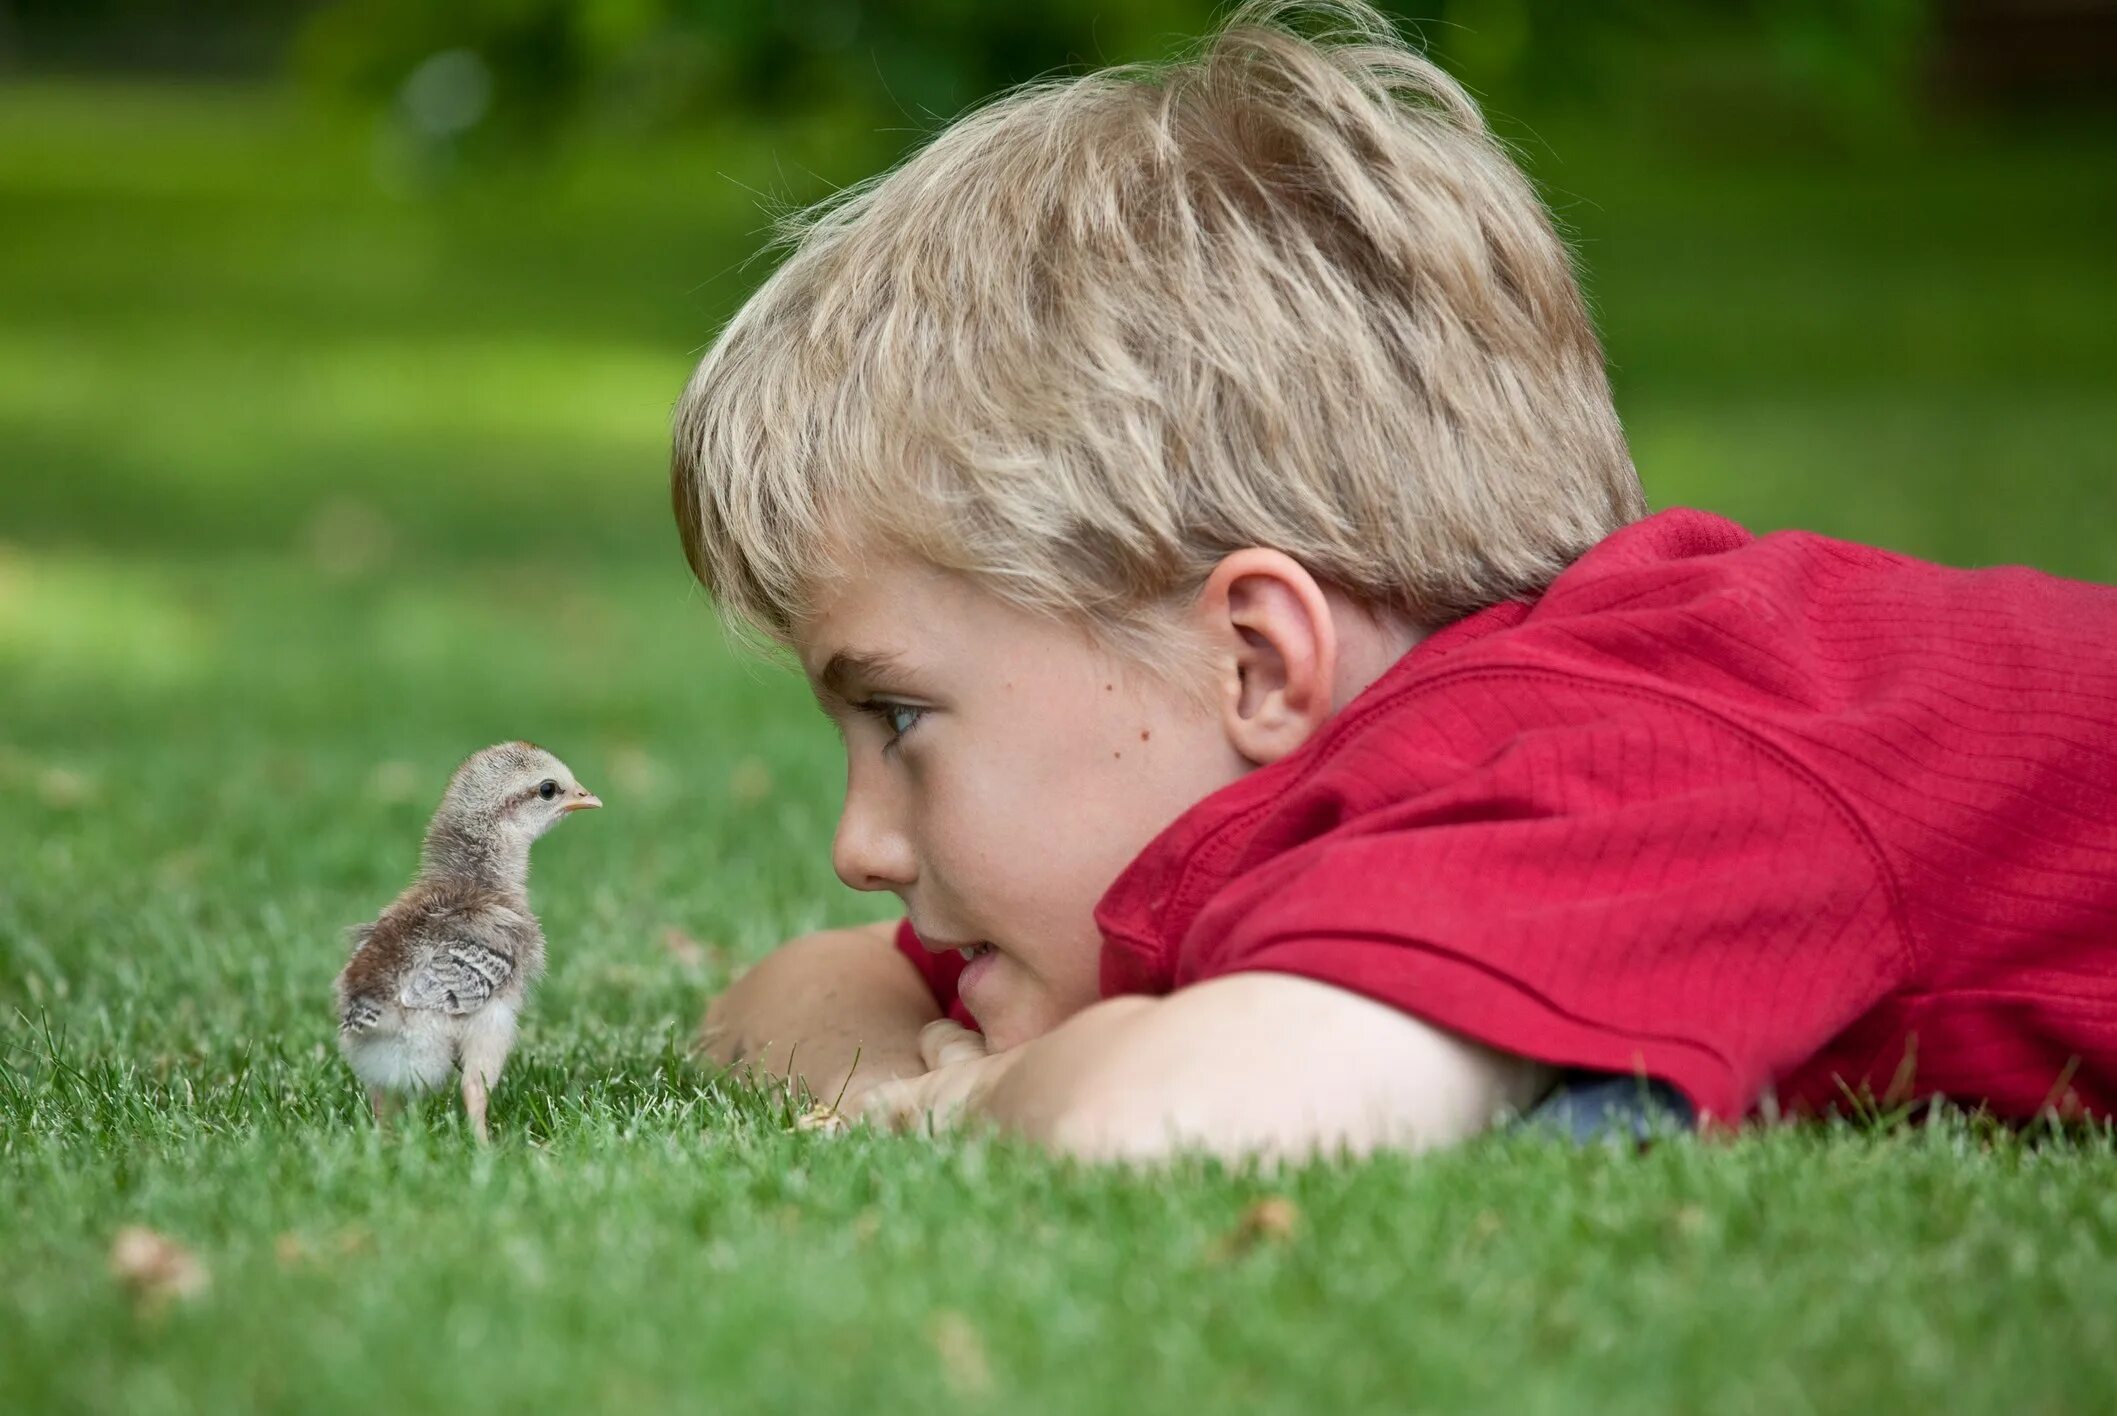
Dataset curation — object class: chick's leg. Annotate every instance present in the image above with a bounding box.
[460,1067,495,1146]
[368,1087,399,1130]
[457,1007,518,1146]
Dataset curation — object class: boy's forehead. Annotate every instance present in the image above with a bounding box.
[795,549,1124,698]
[798,554,971,657]
[795,555,947,681]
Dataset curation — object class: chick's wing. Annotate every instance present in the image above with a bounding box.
[399,933,514,1015]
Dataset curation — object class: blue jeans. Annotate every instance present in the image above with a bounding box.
[1523,1072,1695,1142]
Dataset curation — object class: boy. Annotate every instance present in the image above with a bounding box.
[673,1,2117,1161]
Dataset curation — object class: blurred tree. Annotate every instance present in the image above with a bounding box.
[11,0,2108,173]
[291,0,1214,164]
[6,0,322,73]
[282,0,1975,174]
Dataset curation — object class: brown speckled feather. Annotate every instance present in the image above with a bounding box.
[335,876,545,1034]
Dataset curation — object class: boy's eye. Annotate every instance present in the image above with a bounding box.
[858,699,926,743]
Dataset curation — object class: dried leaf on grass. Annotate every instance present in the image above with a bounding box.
[659,926,722,971]
[109,1225,209,1307]
[792,1102,849,1136]
[1208,1195,1301,1261]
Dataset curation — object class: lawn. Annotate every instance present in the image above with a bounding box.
[3,80,2116,1414]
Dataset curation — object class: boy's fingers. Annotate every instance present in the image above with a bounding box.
[855,1079,919,1130]
[857,1077,958,1133]
[919,1018,988,1070]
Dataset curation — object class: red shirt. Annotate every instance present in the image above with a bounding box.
[899,509,2117,1123]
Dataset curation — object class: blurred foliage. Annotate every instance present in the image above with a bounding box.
[9,1,2095,177]
[275,0,1946,174]
[289,0,1220,163]
[0,0,322,73]
[2,68,2110,581]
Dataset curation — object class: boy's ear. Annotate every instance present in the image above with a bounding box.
[1195,550,1339,767]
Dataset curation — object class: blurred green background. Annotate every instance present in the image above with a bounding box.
[4,1,2113,583]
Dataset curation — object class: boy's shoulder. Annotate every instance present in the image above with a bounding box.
[1100,504,2117,996]
[1096,509,2117,1122]
[1336,505,2117,756]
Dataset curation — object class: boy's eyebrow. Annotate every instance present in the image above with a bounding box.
[812,647,912,709]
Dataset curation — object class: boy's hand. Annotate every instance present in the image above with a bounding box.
[855,1019,1021,1132]
[694,922,940,1109]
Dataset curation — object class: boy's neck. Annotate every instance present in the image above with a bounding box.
[1325,588,1427,713]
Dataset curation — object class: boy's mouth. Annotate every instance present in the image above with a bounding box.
[916,928,994,962]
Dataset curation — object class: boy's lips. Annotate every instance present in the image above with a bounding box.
[956,944,1001,1011]
[917,929,994,963]
[912,925,1005,1021]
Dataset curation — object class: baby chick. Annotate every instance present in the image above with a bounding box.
[335,742,600,1143]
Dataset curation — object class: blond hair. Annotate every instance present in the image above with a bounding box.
[672,0,1643,659]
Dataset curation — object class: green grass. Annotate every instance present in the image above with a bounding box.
[4,79,2117,1414]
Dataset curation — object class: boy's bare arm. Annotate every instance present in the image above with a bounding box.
[860,972,1553,1162]
[697,920,940,1107]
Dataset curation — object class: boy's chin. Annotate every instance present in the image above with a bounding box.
[962,955,1100,1053]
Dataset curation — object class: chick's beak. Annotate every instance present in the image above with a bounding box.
[561,787,603,813]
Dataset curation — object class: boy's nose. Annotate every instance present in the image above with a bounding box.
[832,781,916,893]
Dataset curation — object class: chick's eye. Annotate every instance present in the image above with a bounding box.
[538,780,558,800]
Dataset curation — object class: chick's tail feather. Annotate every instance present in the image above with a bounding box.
[340,997,383,1036]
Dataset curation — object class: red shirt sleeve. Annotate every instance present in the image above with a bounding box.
[1171,678,1910,1124]
[893,918,980,1029]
